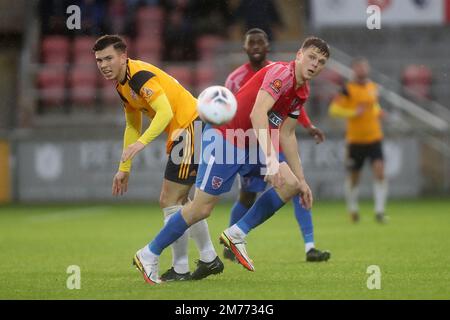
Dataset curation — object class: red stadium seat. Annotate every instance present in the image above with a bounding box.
[134,37,162,63]
[136,6,164,37]
[67,67,98,106]
[196,63,216,92]
[136,6,164,24]
[37,66,67,107]
[196,35,224,61]
[73,36,97,67]
[41,36,70,64]
[136,6,164,39]
[166,64,194,90]
[402,64,432,101]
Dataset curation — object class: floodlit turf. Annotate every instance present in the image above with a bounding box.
[0,199,449,300]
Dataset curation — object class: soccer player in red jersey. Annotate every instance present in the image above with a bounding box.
[224,28,330,263]
[133,37,330,283]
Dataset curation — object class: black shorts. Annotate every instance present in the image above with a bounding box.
[164,120,202,185]
[346,141,384,172]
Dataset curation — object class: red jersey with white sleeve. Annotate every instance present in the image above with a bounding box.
[218,61,310,146]
[225,61,312,129]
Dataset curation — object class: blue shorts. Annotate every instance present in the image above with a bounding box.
[239,152,287,193]
[195,126,267,196]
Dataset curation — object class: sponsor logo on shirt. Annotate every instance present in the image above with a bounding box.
[268,110,283,128]
[270,79,283,94]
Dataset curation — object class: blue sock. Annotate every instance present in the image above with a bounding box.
[148,210,189,255]
[237,188,285,234]
[229,201,250,226]
[292,195,314,244]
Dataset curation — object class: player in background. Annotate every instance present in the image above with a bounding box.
[93,35,224,282]
[329,57,388,223]
[224,28,330,262]
[133,37,330,284]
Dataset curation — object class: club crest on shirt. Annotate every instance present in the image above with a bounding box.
[142,87,153,99]
[270,79,283,94]
[212,176,224,190]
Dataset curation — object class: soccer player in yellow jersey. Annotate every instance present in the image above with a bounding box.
[329,58,388,223]
[93,35,223,281]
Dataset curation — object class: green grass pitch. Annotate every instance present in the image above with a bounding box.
[0,199,449,300]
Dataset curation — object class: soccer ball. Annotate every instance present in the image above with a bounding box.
[197,86,237,125]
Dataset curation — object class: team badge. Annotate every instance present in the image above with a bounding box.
[142,87,153,99]
[270,79,283,94]
[212,176,224,190]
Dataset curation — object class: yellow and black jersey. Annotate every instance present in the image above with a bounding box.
[329,81,383,144]
[116,59,198,172]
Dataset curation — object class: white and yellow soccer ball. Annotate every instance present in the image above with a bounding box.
[197,85,237,125]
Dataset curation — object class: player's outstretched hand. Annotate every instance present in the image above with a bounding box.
[121,142,145,163]
[307,125,326,144]
[112,171,130,196]
[298,181,313,210]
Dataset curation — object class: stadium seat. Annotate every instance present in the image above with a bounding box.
[402,64,432,101]
[134,37,162,63]
[67,67,98,107]
[136,6,164,37]
[136,6,164,24]
[73,36,97,67]
[41,36,70,65]
[166,64,194,90]
[196,63,216,92]
[37,66,67,107]
[135,6,163,36]
[196,35,224,61]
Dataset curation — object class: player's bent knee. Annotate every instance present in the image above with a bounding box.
[159,191,185,209]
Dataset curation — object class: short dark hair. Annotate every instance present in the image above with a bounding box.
[92,35,127,53]
[301,36,330,58]
[244,28,269,41]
